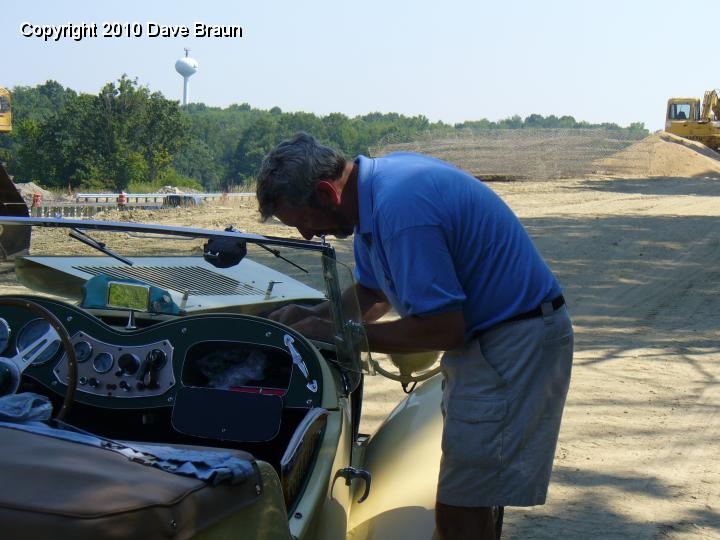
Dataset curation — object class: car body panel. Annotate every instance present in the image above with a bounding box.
[348,375,443,540]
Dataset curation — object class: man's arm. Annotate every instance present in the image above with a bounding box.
[348,283,392,322]
[312,282,392,322]
[363,310,465,353]
[268,283,391,325]
[292,309,466,354]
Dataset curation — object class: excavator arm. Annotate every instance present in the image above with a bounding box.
[700,90,720,122]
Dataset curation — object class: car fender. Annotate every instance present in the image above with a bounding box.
[348,375,443,540]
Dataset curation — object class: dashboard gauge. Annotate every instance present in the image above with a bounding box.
[73,341,93,363]
[17,319,61,366]
[0,318,10,354]
[92,352,114,374]
[117,353,140,375]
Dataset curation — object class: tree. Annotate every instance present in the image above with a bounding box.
[227,116,281,187]
[8,76,187,190]
[135,92,188,182]
[173,137,220,190]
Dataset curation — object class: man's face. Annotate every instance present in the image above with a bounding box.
[274,202,354,240]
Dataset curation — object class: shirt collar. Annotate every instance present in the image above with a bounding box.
[355,155,374,236]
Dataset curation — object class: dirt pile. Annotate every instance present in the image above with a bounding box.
[12,182,77,205]
[13,182,56,205]
[592,131,720,178]
[374,128,646,180]
[375,129,720,181]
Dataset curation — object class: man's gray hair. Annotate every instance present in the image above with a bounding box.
[256,132,347,221]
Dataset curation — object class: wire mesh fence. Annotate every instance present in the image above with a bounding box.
[370,128,645,180]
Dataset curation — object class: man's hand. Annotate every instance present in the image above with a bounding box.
[267,303,319,326]
[291,316,335,343]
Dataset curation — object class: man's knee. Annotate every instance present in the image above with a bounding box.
[435,502,496,540]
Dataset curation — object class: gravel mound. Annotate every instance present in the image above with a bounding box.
[12,182,57,205]
[592,132,720,178]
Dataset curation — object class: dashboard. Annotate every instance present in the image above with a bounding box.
[0,296,324,413]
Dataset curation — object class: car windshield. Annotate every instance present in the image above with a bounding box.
[0,216,367,386]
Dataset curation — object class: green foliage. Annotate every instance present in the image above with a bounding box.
[77,176,113,191]
[3,78,649,193]
[127,172,203,194]
[173,137,220,190]
[10,80,76,123]
[7,76,186,191]
[455,114,648,136]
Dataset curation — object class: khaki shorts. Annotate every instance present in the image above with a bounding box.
[437,305,573,507]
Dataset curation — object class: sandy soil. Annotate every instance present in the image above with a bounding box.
[469,175,720,539]
[2,134,719,538]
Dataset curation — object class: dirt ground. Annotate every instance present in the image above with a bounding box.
[2,133,719,538]
[475,175,720,539]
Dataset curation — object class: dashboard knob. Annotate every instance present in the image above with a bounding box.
[118,353,141,375]
[88,377,100,388]
[147,349,167,370]
[118,380,131,392]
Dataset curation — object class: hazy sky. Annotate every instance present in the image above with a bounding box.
[2,0,717,131]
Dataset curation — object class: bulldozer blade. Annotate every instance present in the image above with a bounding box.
[0,164,31,261]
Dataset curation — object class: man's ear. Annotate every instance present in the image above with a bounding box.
[315,180,342,206]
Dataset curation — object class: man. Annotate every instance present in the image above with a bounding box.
[257,132,573,540]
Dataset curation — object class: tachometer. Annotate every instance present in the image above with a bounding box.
[16,319,61,366]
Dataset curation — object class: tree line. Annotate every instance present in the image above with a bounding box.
[0,78,648,192]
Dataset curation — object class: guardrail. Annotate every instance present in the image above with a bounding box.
[27,192,256,218]
[30,203,163,218]
[74,192,254,203]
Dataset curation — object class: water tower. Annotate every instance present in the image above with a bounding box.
[175,48,199,106]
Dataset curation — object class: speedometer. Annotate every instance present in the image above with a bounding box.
[16,319,61,366]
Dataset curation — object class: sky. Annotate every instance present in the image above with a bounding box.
[2,0,718,131]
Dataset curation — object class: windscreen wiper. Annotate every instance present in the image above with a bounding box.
[255,242,308,273]
[221,225,308,273]
[69,228,133,266]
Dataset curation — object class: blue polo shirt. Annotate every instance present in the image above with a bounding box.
[353,153,561,337]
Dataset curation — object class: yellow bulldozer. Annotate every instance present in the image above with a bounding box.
[665,89,720,151]
[0,87,11,134]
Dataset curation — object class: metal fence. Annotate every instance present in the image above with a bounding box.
[74,192,254,204]
[28,192,256,218]
[29,203,157,218]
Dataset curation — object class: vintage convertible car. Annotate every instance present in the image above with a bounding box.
[0,168,502,539]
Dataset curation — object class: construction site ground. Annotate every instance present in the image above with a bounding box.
[1,131,719,538]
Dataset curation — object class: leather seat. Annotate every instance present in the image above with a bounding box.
[0,427,262,539]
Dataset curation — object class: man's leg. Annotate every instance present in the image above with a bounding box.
[435,503,496,540]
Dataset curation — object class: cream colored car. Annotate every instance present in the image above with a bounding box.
[0,168,503,539]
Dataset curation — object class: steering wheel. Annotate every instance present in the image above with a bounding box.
[0,298,78,420]
[368,351,442,393]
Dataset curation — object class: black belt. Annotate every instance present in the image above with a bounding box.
[503,295,565,325]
